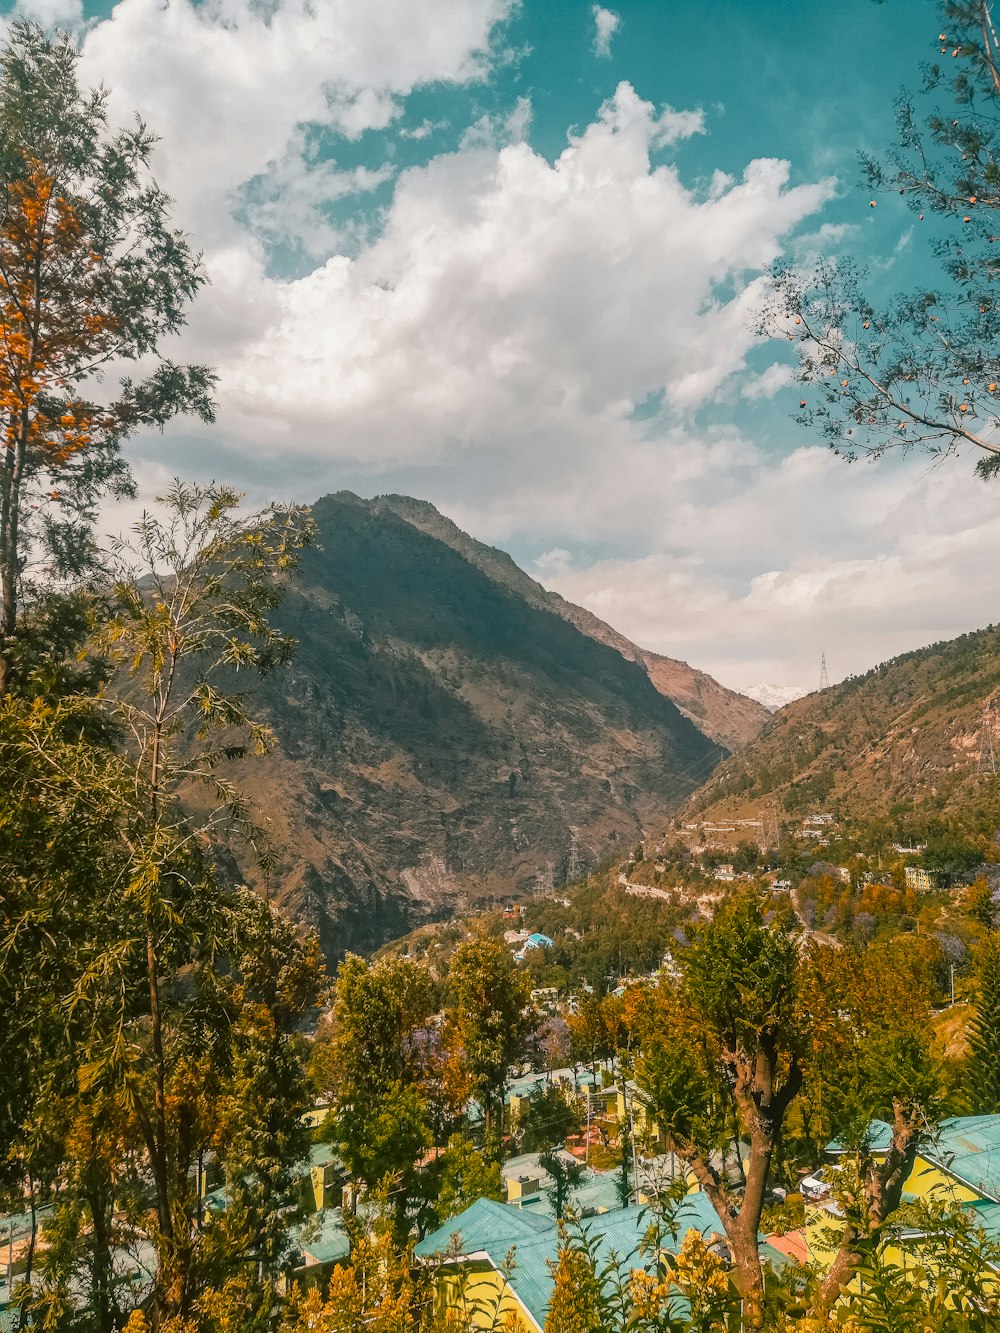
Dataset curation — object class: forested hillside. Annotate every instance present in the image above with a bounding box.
[686,624,1000,832]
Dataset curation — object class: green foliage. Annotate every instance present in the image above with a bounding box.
[514,1084,583,1154]
[538,1149,586,1220]
[967,930,1000,1113]
[424,1132,503,1227]
[446,935,533,1143]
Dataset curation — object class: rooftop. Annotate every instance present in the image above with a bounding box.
[415,1193,725,1329]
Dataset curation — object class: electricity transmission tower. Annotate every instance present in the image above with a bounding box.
[819,653,830,690]
[567,833,582,882]
[979,706,997,776]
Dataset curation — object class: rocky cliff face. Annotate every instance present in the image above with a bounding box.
[217,493,760,959]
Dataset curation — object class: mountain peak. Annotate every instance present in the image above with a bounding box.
[210,492,767,960]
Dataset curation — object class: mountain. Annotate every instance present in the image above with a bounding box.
[367,495,770,752]
[212,492,763,960]
[741,682,808,713]
[683,624,1000,831]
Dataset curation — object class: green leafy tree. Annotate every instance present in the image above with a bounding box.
[423,1131,503,1229]
[538,1148,586,1221]
[765,1,1000,483]
[514,1084,582,1154]
[445,936,533,1151]
[0,24,215,694]
[634,891,802,1328]
[315,953,438,1240]
[967,930,1000,1112]
[44,481,321,1328]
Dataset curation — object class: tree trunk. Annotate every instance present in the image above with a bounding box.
[812,1104,922,1316]
[0,425,25,696]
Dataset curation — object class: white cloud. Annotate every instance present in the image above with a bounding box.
[215,83,828,462]
[70,6,989,694]
[79,0,512,248]
[592,5,620,58]
[525,444,1000,694]
[742,362,796,400]
[12,0,83,29]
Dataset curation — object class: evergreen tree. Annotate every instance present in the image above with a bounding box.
[968,930,1000,1113]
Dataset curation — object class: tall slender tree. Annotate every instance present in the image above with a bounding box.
[0,23,214,694]
[968,930,1000,1113]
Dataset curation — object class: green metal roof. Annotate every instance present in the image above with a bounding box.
[295,1207,351,1267]
[924,1116,1000,1203]
[415,1193,725,1329]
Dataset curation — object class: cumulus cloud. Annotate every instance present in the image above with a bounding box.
[592,5,620,58]
[216,83,829,461]
[79,0,512,247]
[69,3,992,693]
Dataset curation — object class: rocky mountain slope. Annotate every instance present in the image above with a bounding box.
[368,495,770,752]
[683,624,1000,831]
[216,492,762,959]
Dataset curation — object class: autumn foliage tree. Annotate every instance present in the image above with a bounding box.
[0,23,214,693]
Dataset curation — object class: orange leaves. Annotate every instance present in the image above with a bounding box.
[0,160,118,468]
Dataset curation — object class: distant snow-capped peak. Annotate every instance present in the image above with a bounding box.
[743,682,807,712]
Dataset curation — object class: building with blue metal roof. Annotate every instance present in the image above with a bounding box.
[414,1192,728,1330]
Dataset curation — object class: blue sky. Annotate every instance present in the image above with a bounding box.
[6,0,994,696]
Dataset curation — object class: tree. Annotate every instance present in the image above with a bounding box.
[545,1225,607,1333]
[538,1148,586,1220]
[967,930,1000,1112]
[513,1084,582,1154]
[0,24,215,694]
[445,936,533,1151]
[764,2,1000,483]
[798,940,943,1315]
[316,953,438,1240]
[424,1132,503,1229]
[54,481,321,1327]
[634,891,802,1328]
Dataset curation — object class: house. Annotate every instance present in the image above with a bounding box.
[515,933,554,962]
[501,1150,622,1217]
[302,1141,346,1213]
[905,866,934,893]
[413,1192,728,1332]
[807,1115,1000,1273]
[714,865,735,882]
[285,1207,351,1292]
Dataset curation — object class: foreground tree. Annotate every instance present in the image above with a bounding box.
[0,23,214,693]
[765,2,1000,481]
[445,937,533,1154]
[0,483,325,1330]
[633,892,802,1327]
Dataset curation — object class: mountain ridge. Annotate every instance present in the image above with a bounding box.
[680,623,1000,833]
[201,492,762,959]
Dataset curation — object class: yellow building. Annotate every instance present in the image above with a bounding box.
[805,1115,1000,1272]
[414,1193,727,1331]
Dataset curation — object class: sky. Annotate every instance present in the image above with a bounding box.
[2,0,994,696]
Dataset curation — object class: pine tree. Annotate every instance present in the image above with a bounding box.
[968,931,1000,1114]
